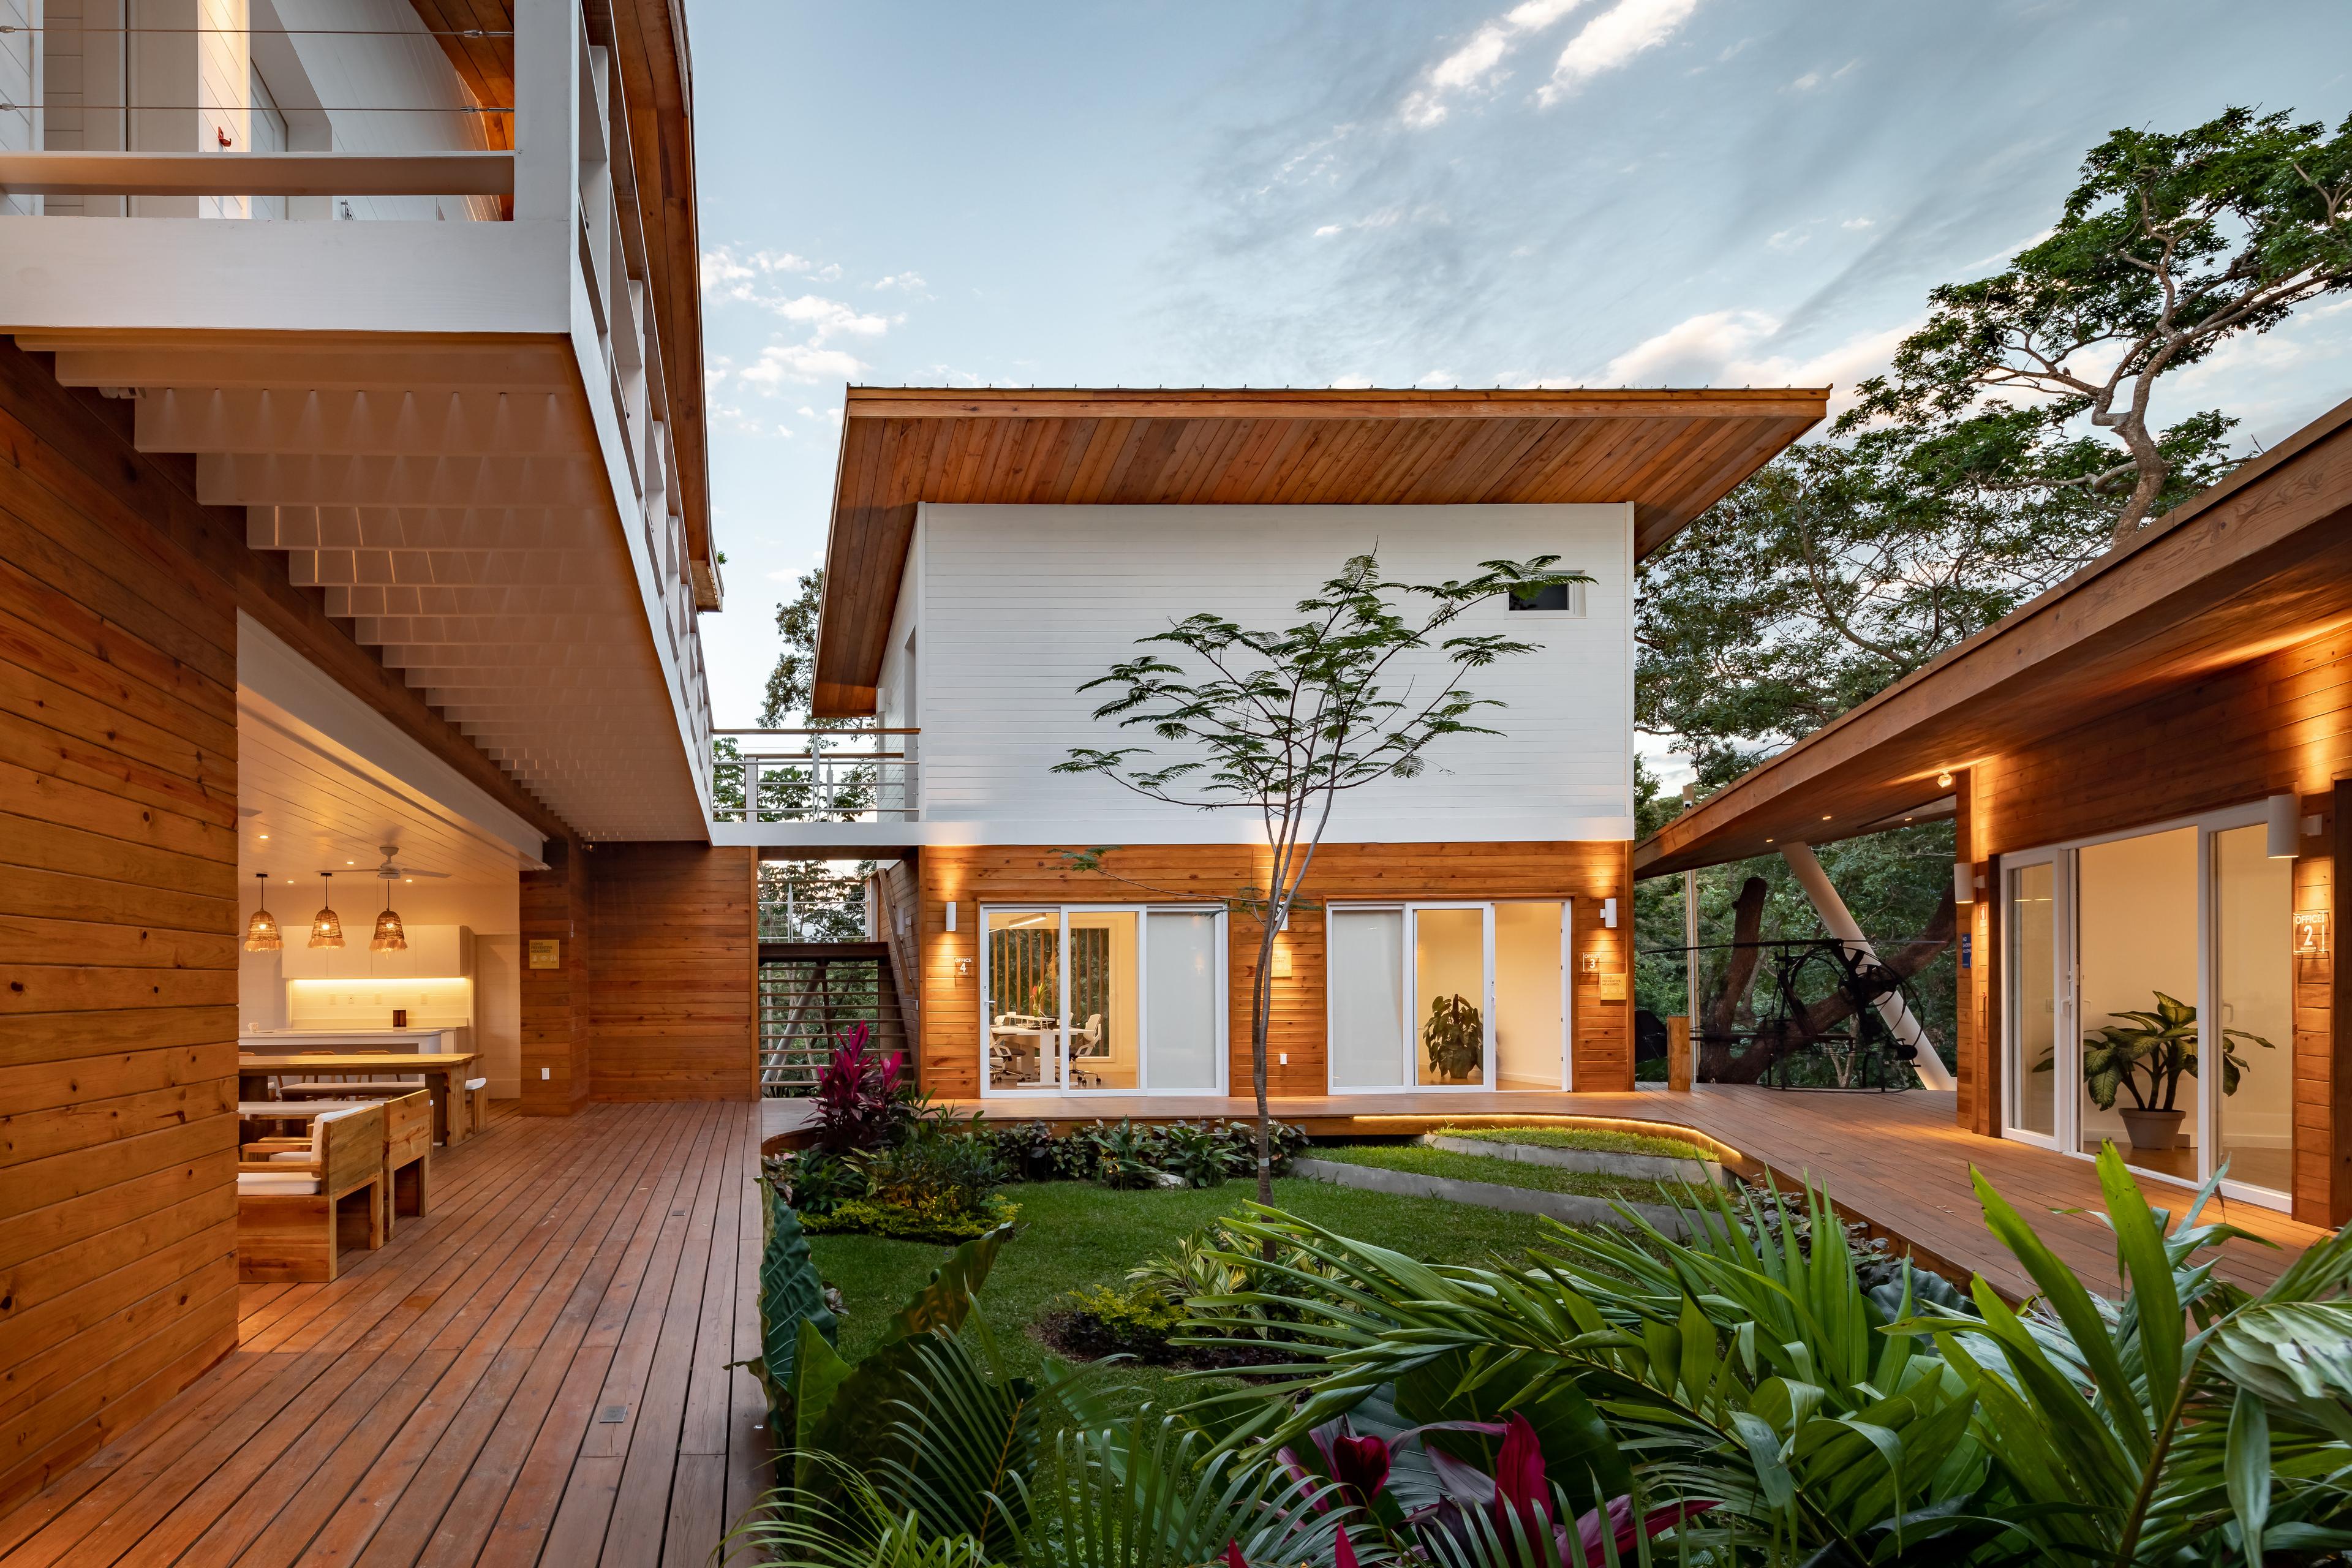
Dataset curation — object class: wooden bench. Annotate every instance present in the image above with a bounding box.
[235,1102,386,1282]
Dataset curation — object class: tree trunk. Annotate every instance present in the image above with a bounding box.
[1252,914,1276,1209]
[1697,876,1770,1080]
[1708,889,1957,1085]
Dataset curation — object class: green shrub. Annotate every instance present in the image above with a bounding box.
[1060,1282,1186,1356]
[803,1194,1020,1243]
[767,1148,865,1215]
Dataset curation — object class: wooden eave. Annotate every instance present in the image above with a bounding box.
[810,385,1828,716]
[1634,394,2352,880]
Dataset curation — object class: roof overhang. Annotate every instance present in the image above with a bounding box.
[1635,394,2352,880]
[811,385,1827,717]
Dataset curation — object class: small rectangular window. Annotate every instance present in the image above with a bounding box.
[1507,580,1587,615]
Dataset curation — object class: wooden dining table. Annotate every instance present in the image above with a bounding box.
[238,1051,480,1146]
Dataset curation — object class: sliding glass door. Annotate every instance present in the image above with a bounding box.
[1999,804,2294,1208]
[1327,901,1568,1093]
[981,905,1226,1096]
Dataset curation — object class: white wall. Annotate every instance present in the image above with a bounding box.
[911,503,1634,844]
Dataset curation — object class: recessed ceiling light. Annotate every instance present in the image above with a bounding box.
[1821,814,1833,821]
[258,833,269,840]
[346,860,355,865]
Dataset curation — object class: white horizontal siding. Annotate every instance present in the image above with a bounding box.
[915,503,1633,845]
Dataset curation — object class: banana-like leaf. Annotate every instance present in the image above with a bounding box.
[794,1319,856,1452]
[880,1221,1016,1347]
[747,1182,839,1422]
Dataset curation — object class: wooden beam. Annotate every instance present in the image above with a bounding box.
[842,387,1831,422]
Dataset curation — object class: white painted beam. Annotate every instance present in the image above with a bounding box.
[0,151,514,197]
[1779,842,1957,1091]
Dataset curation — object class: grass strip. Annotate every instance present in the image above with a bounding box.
[1434,1123,1715,1161]
[1311,1142,1684,1203]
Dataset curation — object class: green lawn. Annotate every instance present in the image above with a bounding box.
[1433,1123,1715,1161]
[805,1177,1569,1419]
[1309,1142,1681,1202]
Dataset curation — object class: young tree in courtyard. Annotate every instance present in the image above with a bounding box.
[1057,552,1583,1204]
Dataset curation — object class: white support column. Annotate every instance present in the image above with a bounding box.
[1683,868,1700,1024]
[511,0,578,224]
[1781,842,1956,1091]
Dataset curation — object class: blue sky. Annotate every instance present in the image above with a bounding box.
[687,0,2352,728]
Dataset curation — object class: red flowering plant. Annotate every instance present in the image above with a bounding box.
[1274,1409,1716,1567]
[810,1023,911,1154]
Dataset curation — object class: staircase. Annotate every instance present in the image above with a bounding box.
[756,942,911,1097]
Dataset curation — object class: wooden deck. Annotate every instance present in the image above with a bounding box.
[0,1102,771,1568]
[910,1085,2331,1302]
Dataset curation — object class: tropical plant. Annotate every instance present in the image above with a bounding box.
[1423,993,1485,1082]
[771,1147,865,1215]
[813,1023,913,1154]
[1056,551,1585,1204]
[2051,989,2278,1112]
[1157,1120,1253,1188]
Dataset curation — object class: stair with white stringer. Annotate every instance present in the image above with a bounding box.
[756,942,910,1097]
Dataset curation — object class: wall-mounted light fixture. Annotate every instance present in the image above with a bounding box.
[2267,793,2301,859]
[1601,897,1618,929]
[308,872,344,949]
[944,902,959,933]
[1936,769,1954,789]
[1952,862,1977,905]
[244,872,282,951]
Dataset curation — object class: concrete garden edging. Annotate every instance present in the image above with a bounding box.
[1289,1156,1690,1237]
[1420,1133,1730,1187]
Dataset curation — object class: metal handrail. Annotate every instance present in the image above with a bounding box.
[714,729,921,824]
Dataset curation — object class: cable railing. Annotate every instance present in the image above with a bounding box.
[713,729,920,824]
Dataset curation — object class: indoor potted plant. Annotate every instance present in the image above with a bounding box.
[2065,989,2275,1152]
[1421,993,1483,1083]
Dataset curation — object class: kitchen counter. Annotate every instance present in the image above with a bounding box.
[244,1028,464,1049]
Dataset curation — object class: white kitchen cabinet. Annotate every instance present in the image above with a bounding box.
[280,924,472,979]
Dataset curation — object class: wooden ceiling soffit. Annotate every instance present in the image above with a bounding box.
[812,387,1827,714]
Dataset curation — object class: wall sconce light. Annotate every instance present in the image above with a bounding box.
[2267,793,2301,859]
[944,902,959,933]
[2296,911,2331,959]
[308,872,344,948]
[1601,897,1618,929]
[1936,769,1954,789]
[244,872,282,951]
[1952,862,1977,905]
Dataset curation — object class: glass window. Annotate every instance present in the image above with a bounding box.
[2077,828,2199,1180]
[1414,908,1488,1086]
[2007,862,2057,1139]
[2213,825,2293,1198]
[986,910,1058,1090]
[1329,909,1407,1087]
[1493,902,1564,1090]
[1145,911,1221,1091]
[1068,911,1140,1090]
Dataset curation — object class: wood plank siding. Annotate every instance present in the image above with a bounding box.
[1957,620,2352,1224]
[914,841,1634,1099]
[0,343,244,1516]
[587,843,759,1101]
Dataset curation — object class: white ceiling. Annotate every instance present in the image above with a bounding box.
[236,691,540,899]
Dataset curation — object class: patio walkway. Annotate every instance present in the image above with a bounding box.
[0,1102,769,1568]
[910,1085,2331,1302]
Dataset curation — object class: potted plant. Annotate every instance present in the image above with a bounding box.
[1421,993,1483,1082]
[2059,989,2275,1152]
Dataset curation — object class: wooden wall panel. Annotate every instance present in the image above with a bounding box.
[520,840,592,1116]
[587,842,757,1101]
[0,344,241,1516]
[916,841,1634,1101]
[1972,623,2352,1225]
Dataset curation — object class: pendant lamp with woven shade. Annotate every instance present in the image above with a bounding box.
[244,872,282,951]
[309,872,344,949]
[371,875,408,952]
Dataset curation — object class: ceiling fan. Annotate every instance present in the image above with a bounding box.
[373,843,451,881]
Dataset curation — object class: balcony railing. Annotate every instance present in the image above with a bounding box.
[712,729,920,824]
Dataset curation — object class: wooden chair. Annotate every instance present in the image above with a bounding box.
[464,1076,489,1136]
[236,1103,386,1283]
[251,1093,434,1238]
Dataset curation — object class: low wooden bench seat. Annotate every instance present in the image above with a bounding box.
[277,1079,424,1097]
[236,1102,385,1282]
[246,1090,434,1238]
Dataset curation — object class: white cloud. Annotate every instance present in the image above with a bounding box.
[1790,70,1821,92]
[768,294,891,339]
[1329,374,1378,388]
[1415,369,1459,388]
[775,424,795,439]
[739,342,867,390]
[1314,224,1344,238]
[1841,216,1875,231]
[1602,309,1912,411]
[1766,227,1809,252]
[797,405,818,419]
[1400,0,1586,127]
[870,271,927,292]
[1538,0,1704,104]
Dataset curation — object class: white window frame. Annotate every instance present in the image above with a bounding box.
[975,903,1228,1099]
[1326,900,1574,1096]
[1999,799,2286,1211]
